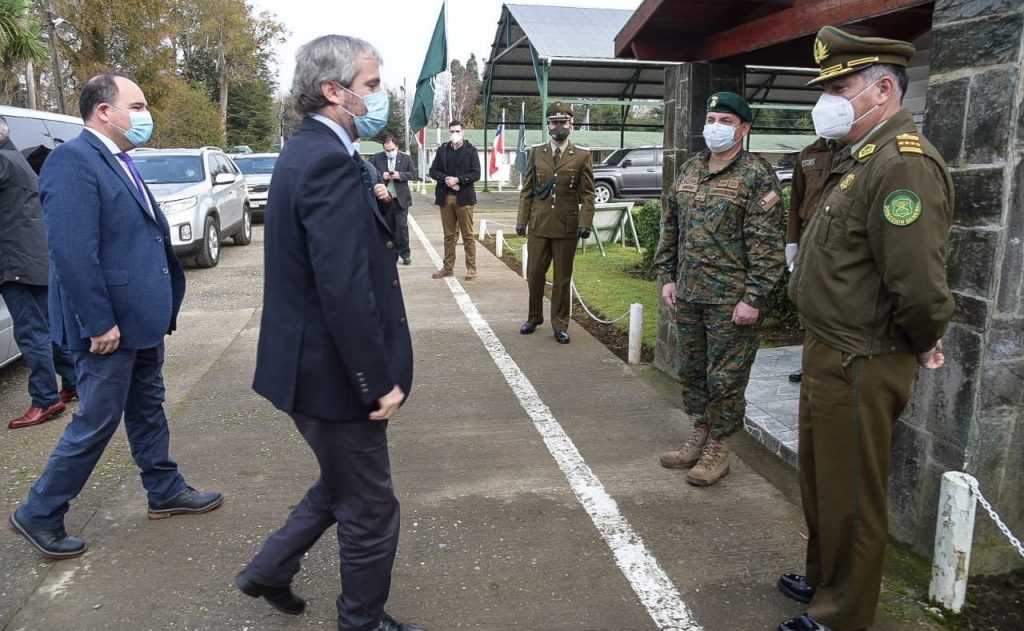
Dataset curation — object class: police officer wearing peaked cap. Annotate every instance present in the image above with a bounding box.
[516,101,595,344]
[776,26,954,631]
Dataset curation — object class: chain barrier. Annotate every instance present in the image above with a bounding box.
[969,477,1024,558]
[570,279,631,325]
[480,220,516,238]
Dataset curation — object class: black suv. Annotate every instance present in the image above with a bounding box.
[592,147,663,203]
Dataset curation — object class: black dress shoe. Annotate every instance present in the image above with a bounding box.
[402,257,411,265]
[777,573,815,604]
[789,370,803,383]
[379,612,426,631]
[235,573,306,615]
[9,511,86,559]
[554,330,570,344]
[148,486,223,519]
[520,321,538,334]
[778,614,835,631]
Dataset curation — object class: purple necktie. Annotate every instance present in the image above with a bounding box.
[117,151,153,216]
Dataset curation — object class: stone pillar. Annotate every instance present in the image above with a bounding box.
[889,0,1024,575]
[655,62,745,375]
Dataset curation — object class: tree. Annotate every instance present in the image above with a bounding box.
[227,70,276,151]
[430,55,482,128]
[151,77,221,148]
[0,0,50,105]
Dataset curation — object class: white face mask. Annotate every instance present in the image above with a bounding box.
[450,131,463,144]
[811,79,882,139]
[703,122,739,153]
[385,150,397,158]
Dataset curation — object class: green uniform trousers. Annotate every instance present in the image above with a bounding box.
[799,333,917,630]
[526,235,576,333]
[439,194,476,272]
[675,301,760,438]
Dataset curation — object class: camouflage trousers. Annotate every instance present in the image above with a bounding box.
[675,301,761,438]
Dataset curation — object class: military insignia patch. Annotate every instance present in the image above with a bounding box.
[814,38,830,64]
[883,189,923,226]
[709,95,719,108]
[760,190,780,210]
[801,158,816,168]
[857,144,876,159]
[840,173,856,190]
[897,133,924,155]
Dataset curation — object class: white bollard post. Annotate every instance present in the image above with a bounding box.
[628,303,643,364]
[496,230,504,258]
[479,219,487,240]
[521,244,529,279]
[929,471,978,613]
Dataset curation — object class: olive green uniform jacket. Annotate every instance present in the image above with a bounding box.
[517,141,596,238]
[788,137,835,243]
[788,108,954,355]
[655,149,785,309]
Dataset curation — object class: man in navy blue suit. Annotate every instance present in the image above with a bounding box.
[9,74,222,560]
[233,36,421,631]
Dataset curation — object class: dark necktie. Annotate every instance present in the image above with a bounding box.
[116,152,153,217]
[554,147,562,165]
[354,153,374,192]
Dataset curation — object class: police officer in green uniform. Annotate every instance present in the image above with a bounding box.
[785,137,836,383]
[655,92,784,487]
[776,26,954,631]
[516,102,595,344]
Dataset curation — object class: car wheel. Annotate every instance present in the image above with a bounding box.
[594,182,613,204]
[233,205,252,246]
[194,215,220,268]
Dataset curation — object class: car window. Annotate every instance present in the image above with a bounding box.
[601,149,629,166]
[626,149,655,167]
[213,154,235,176]
[207,155,221,177]
[4,116,52,154]
[43,120,84,145]
[133,155,205,184]
[234,156,277,175]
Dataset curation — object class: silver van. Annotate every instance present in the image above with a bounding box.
[0,106,85,370]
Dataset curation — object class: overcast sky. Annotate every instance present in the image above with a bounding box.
[247,0,643,95]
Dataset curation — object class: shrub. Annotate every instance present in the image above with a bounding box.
[633,199,663,279]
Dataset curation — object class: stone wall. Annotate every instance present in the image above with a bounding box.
[888,0,1024,575]
[655,62,744,376]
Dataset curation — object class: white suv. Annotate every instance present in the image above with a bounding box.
[231,153,278,220]
[132,147,252,268]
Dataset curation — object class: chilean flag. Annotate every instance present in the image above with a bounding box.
[489,114,505,176]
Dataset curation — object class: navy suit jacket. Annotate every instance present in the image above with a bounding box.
[370,151,415,211]
[39,130,186,351]
[252,117,413,421]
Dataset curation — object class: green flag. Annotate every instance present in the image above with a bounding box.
[409,3,447,133]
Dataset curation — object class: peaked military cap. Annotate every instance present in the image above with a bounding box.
[546,101,573,121]
[707,92,752,122]
[808,26,916,86]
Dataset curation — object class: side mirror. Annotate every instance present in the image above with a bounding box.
[621,159,632,167]
[214,173,236,185]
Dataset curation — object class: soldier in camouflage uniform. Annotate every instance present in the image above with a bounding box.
[776,27,953,631]
[654,92,785,487]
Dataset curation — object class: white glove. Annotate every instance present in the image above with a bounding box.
[785,243,799,270]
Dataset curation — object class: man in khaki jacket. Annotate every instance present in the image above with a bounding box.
[777,26,954,631]
[516,102,595,344]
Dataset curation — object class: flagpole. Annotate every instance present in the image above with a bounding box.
[445,0,452,124]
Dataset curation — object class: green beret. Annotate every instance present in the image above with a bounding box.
[707,92,751,122]
[808,26,915,86]
[546,101,572,121]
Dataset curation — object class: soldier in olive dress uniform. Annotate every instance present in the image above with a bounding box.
[655,92,785,487]
[516,102,595,345]
[776,26,954,631]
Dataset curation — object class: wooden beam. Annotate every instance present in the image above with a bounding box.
[688,0,933,62]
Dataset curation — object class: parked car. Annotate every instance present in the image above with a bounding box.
[131,146,252,268]
[226,145,253,155]
[774,152,795,190]
[592,146,663,203]
[231,153,278,220]
[0,106,85,369]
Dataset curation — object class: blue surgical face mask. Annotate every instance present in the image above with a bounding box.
[111,106,154,147]
[337,84,389,139]
[702,121,739,153]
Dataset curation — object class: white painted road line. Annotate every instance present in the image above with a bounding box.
[409,215,702,631]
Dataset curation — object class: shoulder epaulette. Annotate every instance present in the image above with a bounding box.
[896,133,924,155]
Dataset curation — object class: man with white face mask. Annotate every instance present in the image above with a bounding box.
[654,92,784,487]
[777,26,954,631]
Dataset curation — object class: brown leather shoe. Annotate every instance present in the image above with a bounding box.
[431,268,453,279]
[59,387,78,404]
[8,401,66,430]
[464,269,477,280]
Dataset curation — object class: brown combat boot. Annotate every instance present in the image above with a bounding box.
[685,435,732,486]
[464,269,477,280]
[431,267,453,279]
[659,425,710,469]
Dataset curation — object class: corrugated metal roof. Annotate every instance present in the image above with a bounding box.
[504,4,635,59]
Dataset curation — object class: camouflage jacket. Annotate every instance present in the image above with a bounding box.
[654,149,785,308]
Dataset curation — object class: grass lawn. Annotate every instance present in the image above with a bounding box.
[495,234,660,350]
